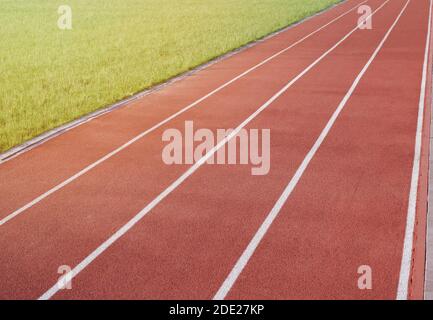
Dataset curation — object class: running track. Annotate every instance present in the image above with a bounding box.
[0,0,432,300]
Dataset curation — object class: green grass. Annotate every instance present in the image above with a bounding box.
[0,0,340,153]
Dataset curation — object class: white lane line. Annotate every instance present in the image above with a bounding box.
[213,0,409,301]
[38,1,389,300]
[0,0,368,227]
[397,0,433,301]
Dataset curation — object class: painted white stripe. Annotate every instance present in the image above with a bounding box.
[38,1,389,300]
[213,0,410,300]
[0,0,368,227]
[396,0,433,301]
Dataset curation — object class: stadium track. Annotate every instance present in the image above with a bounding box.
[0,0,431,300]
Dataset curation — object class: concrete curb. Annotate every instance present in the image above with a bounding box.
[425,62,433,301]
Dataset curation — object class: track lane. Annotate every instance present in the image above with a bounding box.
[409,0,433,299]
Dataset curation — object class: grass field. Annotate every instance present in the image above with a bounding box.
[0,0,340,153]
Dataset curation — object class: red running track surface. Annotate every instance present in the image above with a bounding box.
[0,0,431,300]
